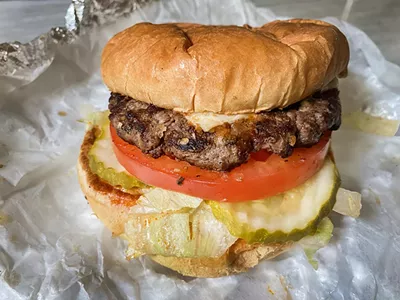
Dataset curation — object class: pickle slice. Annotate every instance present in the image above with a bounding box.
[208,158,340,244]
[88,111,146,190]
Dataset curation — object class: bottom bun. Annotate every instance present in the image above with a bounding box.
[78,127,293,278]
[151,239,292,278]
[78,127,138,236]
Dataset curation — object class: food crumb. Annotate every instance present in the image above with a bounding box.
[279,276,292,298]
[9,234,17,243]
[177,177,185,185]
[58,111,67,116]
[369,188,381,206]
[0,212,11,225]
[4,270,21,287]
[268,286,275,295]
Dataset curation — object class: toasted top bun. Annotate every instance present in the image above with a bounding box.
[78,127,292,277]
[101,20,349,114]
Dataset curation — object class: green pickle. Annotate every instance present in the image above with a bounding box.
[87,110,146,190]
[298,217,334,269]
[208,158,340,244]
[88,154,146,190]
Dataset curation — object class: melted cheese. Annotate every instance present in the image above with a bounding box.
[184,112,250,132]
[184,78,339,132]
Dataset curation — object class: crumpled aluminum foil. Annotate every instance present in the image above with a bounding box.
[0,0,151,96]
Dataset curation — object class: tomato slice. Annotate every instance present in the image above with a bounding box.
[111,125,330,202]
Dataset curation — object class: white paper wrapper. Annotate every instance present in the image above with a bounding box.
[1,0,400,299]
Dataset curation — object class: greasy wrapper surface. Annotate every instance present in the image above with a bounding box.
[0,0,400,299]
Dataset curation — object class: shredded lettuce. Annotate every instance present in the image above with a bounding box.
[333,188,362,217]
[298,218,334,269]
[342,111,400,136]
[131,188,203,214]
[86,109,109,127]
[122,202,237,258]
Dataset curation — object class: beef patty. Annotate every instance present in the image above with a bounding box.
[109,89,341,171]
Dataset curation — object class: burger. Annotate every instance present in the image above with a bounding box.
[78,19,350,277]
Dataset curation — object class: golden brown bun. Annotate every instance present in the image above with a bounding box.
[78,127,293,277]
[77,127,141,235]
[151,240,292,278]
[101,20,349,114]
